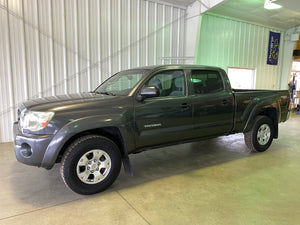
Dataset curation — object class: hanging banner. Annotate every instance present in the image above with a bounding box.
[267,31,281,65]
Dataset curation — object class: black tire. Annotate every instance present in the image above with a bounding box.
[244,116,274,152]
[60,135,121,195]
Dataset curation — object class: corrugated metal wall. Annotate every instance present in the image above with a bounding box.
[0,0,186,142]
[195,13,284,90]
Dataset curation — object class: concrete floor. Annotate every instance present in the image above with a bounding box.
[0,114,300,225]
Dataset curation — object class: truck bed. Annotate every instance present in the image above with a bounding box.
[232,88,290,132]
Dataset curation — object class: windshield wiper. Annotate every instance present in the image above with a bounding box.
[93,91,116,96]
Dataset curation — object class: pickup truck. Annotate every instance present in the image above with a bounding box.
[13,65,290,195]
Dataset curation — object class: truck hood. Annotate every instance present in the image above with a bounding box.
[20,93,116,112]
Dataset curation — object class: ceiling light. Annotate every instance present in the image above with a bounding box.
[264,0,282,10]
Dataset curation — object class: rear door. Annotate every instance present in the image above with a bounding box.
[134,70,193,148]
[188,69,234,137]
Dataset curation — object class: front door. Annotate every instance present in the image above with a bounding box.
[134,70,193,148]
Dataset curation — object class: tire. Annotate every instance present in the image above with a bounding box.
[244,116,274,152]
[60,135,121,195]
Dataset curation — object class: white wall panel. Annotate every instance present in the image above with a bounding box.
[0,0,186,142]
[0,0,15,143]
[195,14,284,90]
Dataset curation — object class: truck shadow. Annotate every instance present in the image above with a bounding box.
[113,133,251,190]
[9,133,255,207]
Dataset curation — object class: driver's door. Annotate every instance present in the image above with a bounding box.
[134,70,193,148]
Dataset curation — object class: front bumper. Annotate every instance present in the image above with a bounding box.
[13,122,54,167]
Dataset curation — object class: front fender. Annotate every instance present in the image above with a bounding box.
[40,115,134,168]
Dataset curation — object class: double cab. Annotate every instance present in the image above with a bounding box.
[14,65,290,194]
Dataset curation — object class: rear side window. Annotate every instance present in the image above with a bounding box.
[190,70,224,94]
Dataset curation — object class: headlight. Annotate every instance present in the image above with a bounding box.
[20,110,55,131]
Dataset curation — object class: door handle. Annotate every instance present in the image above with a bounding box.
[222,99,228,105]
[181,103,191,109]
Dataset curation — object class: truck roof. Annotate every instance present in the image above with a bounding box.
[126,64,223,71]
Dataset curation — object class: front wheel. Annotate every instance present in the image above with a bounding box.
[60,135,121,195]
[244,116,274,152]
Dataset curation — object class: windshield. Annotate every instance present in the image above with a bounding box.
[94,69,149,96]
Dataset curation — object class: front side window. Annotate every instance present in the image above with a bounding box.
[145,70,185,97]
[190,70,224,95]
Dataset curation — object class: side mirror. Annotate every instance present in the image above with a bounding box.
[137,86,159,101]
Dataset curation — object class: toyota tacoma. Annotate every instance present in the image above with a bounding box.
[13,65,290,195]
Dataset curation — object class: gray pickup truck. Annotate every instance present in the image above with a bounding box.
[13,65,290,195]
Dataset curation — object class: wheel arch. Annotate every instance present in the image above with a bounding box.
[57,127,133,176]
[243,107,278,138]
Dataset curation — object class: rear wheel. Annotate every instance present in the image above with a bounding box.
[60,135,121,195]
[244,116,274,152]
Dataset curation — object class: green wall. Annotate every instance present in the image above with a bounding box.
[195,13,284,90]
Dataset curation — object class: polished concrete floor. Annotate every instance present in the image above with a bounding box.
[0,114,300,225]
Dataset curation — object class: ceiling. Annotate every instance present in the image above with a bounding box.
[209,0,300,30]
[164,0,300,30]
